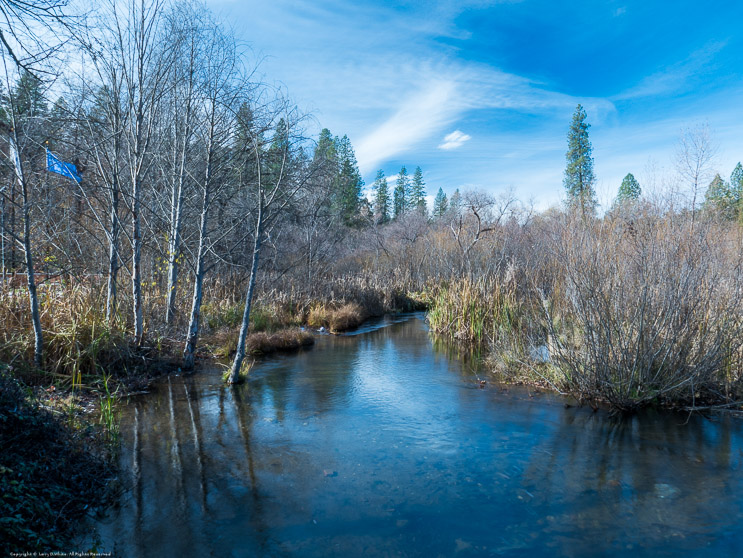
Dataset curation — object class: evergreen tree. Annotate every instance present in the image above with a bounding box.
[372,169,390,223]
[409,166,427,213]
[564,104,596,216]
[616,173,641,204]
[393,166,408,219]
[433,187,448,218]
[334,134,363,225]
[11,71,47,118]
[704,173,736,219]
[265,118,289,190]
[449,188,462,217]
[731,162,743,192]
[314,128,336,165]
[730,162,743,217]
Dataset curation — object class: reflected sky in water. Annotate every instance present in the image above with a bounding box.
[95,314,743,557]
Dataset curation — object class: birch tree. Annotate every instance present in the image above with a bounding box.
[163,3,200,324]
[104,0,171,344]
[2,64,43,366]
[182,21,244,369]
[227,101,307,384]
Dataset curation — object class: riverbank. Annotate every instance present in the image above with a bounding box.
[0,279,427,551]
[426,273,743,414]
[0,370,115,552]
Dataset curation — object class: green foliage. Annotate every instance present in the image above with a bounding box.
[10,71,47,118]
[564,104,596,215]
[449,189,461,216]
[731,162,743,192]
[704,173,737,219]
[409,166,427,214]
[433,187,448,218]
[314,128,336,164]
[393,166,408,218]
[372,169,390,223]
[730,162,743,219]
[617,173,641,204]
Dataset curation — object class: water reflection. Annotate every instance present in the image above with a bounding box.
[95,314,743,557]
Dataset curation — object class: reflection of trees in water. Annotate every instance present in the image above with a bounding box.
[166,376,187,524]
[249,335,363,417]
[183,377,208,513]
[516,408,743,554]
[231,386,271,553]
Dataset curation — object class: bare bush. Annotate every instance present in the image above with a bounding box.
[543,206,743,410]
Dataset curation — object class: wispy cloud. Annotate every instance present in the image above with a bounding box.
[614,41,728,100]
[355,80,459,174]
[438,130,472,150]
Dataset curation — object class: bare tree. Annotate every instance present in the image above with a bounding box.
[100,0,171,344]
[1,61,43,366]
[0,0,81,74]
[227,101,307,384]
[675,123,717,229]
[182,20,245,369]
[162,3,200,325]
[448,189,515,277]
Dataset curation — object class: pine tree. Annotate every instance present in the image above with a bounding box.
[564,104,596,216]
[372,169,390,223]
[333,135,363,226]
[314,128,336,165]
[433,187,448,218]
[393,166,408,219]
[731,162,743,192]
[449,188,462,217]
[730,162,743,217]
[11,71,47,118]
[265,118,289,194]
[616,173,641,204]
[704,173,736,219]
[409,166,427,214]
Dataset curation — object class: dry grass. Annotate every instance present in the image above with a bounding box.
[0,284,134,387]
[307,302,366,332]
[424,207,743,411]
[210,327,314,359]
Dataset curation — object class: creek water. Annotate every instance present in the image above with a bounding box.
[95,313,743,557]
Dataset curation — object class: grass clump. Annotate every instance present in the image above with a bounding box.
[246,329,314,355]
[427,277,528,347]
[307,302,366,333]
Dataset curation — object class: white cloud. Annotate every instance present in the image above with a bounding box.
[355,80,459,174]
[438,130,472,150]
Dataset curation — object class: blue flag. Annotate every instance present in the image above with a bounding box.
[46,148,82,184]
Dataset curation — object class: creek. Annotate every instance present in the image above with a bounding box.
[95,313,743,556]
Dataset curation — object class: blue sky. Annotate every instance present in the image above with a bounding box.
[208,0,743,208]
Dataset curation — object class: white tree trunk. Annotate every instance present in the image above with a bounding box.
[228,190,263,384]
